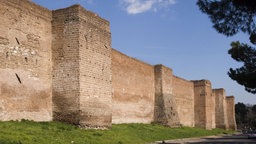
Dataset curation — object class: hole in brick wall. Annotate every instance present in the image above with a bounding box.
[6,52,9,58]
[25,57,28,63]
[15,37,20,45]
[15,73,22,84]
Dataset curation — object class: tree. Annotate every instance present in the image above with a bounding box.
[197,0,256,94]
[235,102,248,127]
[245,104,256,128]
[252,104,256,114]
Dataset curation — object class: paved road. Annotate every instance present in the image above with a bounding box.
[154,134,256,144]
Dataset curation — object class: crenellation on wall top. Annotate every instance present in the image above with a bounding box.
[52,5,80,18]
[77,5,110,32]
[52,4,110,33]
[154,64,173,72]
[213,88,225,93]
[226,96,235,99]
[192,79,211,87]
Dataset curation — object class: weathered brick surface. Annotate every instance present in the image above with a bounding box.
[0,0,237,130]
[193,80,215,129]
[0,0,52,121]
[213,89,227,129]
[52,5,81,125]
[112,49,155,124]
[172,76,194,127]
[78,6,112,128]
[226,96,237,130]
[52,5,112,127]
[154,65,180,127]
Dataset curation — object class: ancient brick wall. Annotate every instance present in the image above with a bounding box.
[0,0,52,121]
[52,5,81,125]
[226,96,237,130]
[154,65,180,127]
[172,76,194,127]
[193,80,215,129]
[213,89,228,129]
[78,6,112,128]
[112,49,155,124]
[0,0,237,130]
[52,5,112,127]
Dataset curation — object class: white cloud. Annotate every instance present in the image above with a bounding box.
[120,0,176,14]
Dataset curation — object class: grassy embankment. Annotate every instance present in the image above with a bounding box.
[0,120,233,144]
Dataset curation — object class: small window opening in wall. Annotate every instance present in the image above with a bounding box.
[15,73,22,84]
[25,57,28,63]
[15,37,20,45]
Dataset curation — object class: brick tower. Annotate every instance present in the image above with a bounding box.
[52,5,112,128]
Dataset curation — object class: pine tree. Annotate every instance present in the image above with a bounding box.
[197,0,256,94]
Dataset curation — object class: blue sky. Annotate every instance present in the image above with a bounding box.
[32,0,255,104]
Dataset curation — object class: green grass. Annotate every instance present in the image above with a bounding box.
[0,120,233,144]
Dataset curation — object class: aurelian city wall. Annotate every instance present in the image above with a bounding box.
[112,49,155,124]
[0,0,237,130]
[213,89,228,129]
[52,5,112,127]
[0,0,52,121]
[226,96,237,130]
[112,53,195,127]
[172,76,194,127]
[193,80,216,129]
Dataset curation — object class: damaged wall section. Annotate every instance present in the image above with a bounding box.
[0,0,52,121]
